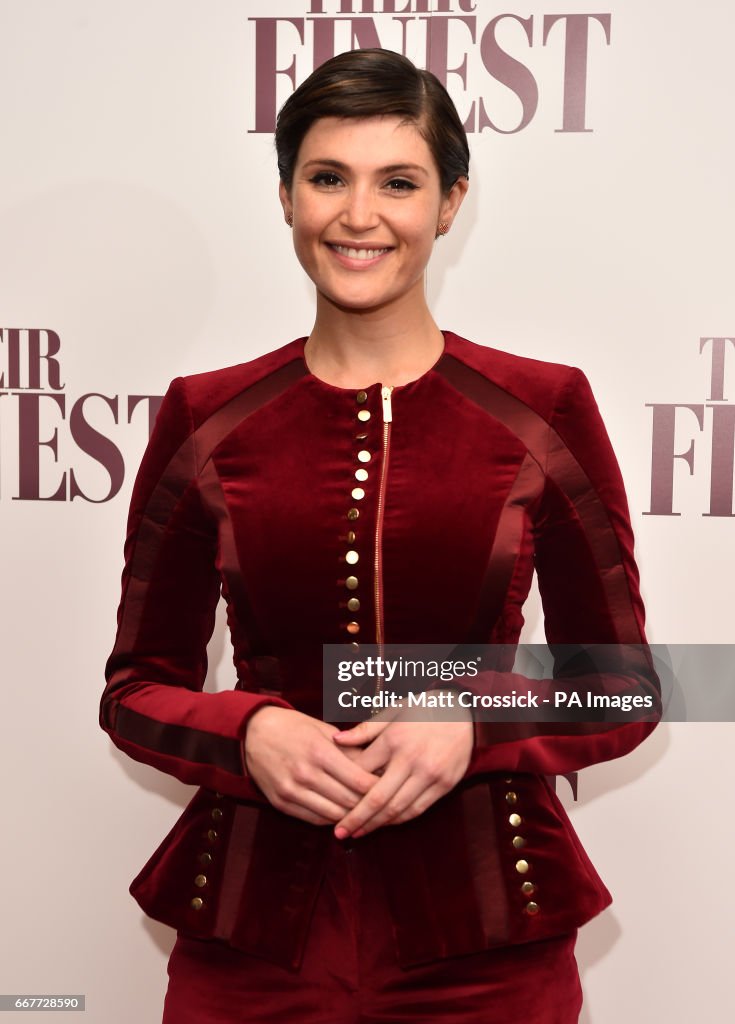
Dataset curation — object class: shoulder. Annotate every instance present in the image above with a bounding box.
[440,331,585,419]
[441,335,622,493]
[169,338,307,425]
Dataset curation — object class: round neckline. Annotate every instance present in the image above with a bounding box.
[298,331,449,394]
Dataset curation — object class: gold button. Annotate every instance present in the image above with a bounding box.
[347,598,360,612]
[356,390,368,403]
[521,881,536,896]
[524,901,540,915]
[347,508,359,520]
[347,530,356,543]
[350,641,360,650]
[355,468,368,482]
[504,777,513,784]
[346,622,360,635]
[199,852,212,866]
[357,409,371,422]
[505,791,518,805]
[509,813,522,827]
[345,550,359,565]
[194,874,207,888]
[190,897,204,911]
[211,808,223,821]
[515,859,530,874]
[207,829,218,842]
[345,576,358,590]
[357,450,371,463]
[355,433,368,440]
[214,792,224,799]
[351,487,365,500]
[512,836,526,849]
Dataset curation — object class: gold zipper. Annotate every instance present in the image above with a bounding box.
[372,384,393,704]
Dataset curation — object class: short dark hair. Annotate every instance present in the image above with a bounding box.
[275,48,470,195]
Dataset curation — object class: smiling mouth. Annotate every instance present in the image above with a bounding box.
[330,244,392,261]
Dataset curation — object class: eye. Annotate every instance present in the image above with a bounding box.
[385,178,418,192]
[309,171,343,188]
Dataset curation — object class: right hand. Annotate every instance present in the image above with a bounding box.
[242,706,380,826]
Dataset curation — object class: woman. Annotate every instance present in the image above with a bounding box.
[100,48,659,1023]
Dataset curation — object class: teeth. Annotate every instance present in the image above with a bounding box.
[333,245,389,260]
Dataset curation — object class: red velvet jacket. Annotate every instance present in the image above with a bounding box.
[100,331,659,971]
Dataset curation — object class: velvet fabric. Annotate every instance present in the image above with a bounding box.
[100,331,659,971]
[162,839,582,1023]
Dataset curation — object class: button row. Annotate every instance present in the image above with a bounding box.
[340,390,375,649]
[190,803,224,913]
[505,781,539,917]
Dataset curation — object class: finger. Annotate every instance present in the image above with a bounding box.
[300,773,368,812]
[341,735,392,776]
[281,754,376,816]
[277,798,341,827]
[386,780,450,826]
[334,732,468,836]
[255,737,378,816]
[355,765,464,835]
[334,762,412,839]
[332,717,395,746]
[335,746,388,780]
[276,784,357,825]
[335,745,368,764]
[288,727,381,795]
[321,744,383,796]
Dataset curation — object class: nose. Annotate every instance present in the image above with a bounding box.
[340,184,379,234]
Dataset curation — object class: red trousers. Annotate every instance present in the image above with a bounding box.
[163,838,582,1023]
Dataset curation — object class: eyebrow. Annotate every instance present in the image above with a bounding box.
[301,159,429,177]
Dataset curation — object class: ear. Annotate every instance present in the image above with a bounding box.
[279,181,293,225]
[438,176,469,234]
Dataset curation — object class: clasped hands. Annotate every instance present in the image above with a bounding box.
[242,693,474,840]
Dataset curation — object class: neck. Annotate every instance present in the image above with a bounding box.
[304,289,445,388]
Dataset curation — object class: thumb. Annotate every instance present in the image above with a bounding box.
[333,720,386,745]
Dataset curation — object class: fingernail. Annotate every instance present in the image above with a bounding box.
[334,826,349,840]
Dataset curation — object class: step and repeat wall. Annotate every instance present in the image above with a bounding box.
[1,1,732,1020]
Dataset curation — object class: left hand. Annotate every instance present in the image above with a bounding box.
[331,695,474,839]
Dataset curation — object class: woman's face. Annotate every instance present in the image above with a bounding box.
[279,115,467,316]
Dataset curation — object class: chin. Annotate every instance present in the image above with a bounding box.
[319,285,397,311]
[327,292,400,315]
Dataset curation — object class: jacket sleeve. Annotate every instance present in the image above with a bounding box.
[462,366,661,778]
[99,376,294,801]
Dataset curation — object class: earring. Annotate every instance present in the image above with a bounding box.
[437,221,449,237]
[286,214,293,227]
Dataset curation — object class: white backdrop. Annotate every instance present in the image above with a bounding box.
[1,1,733,1020]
